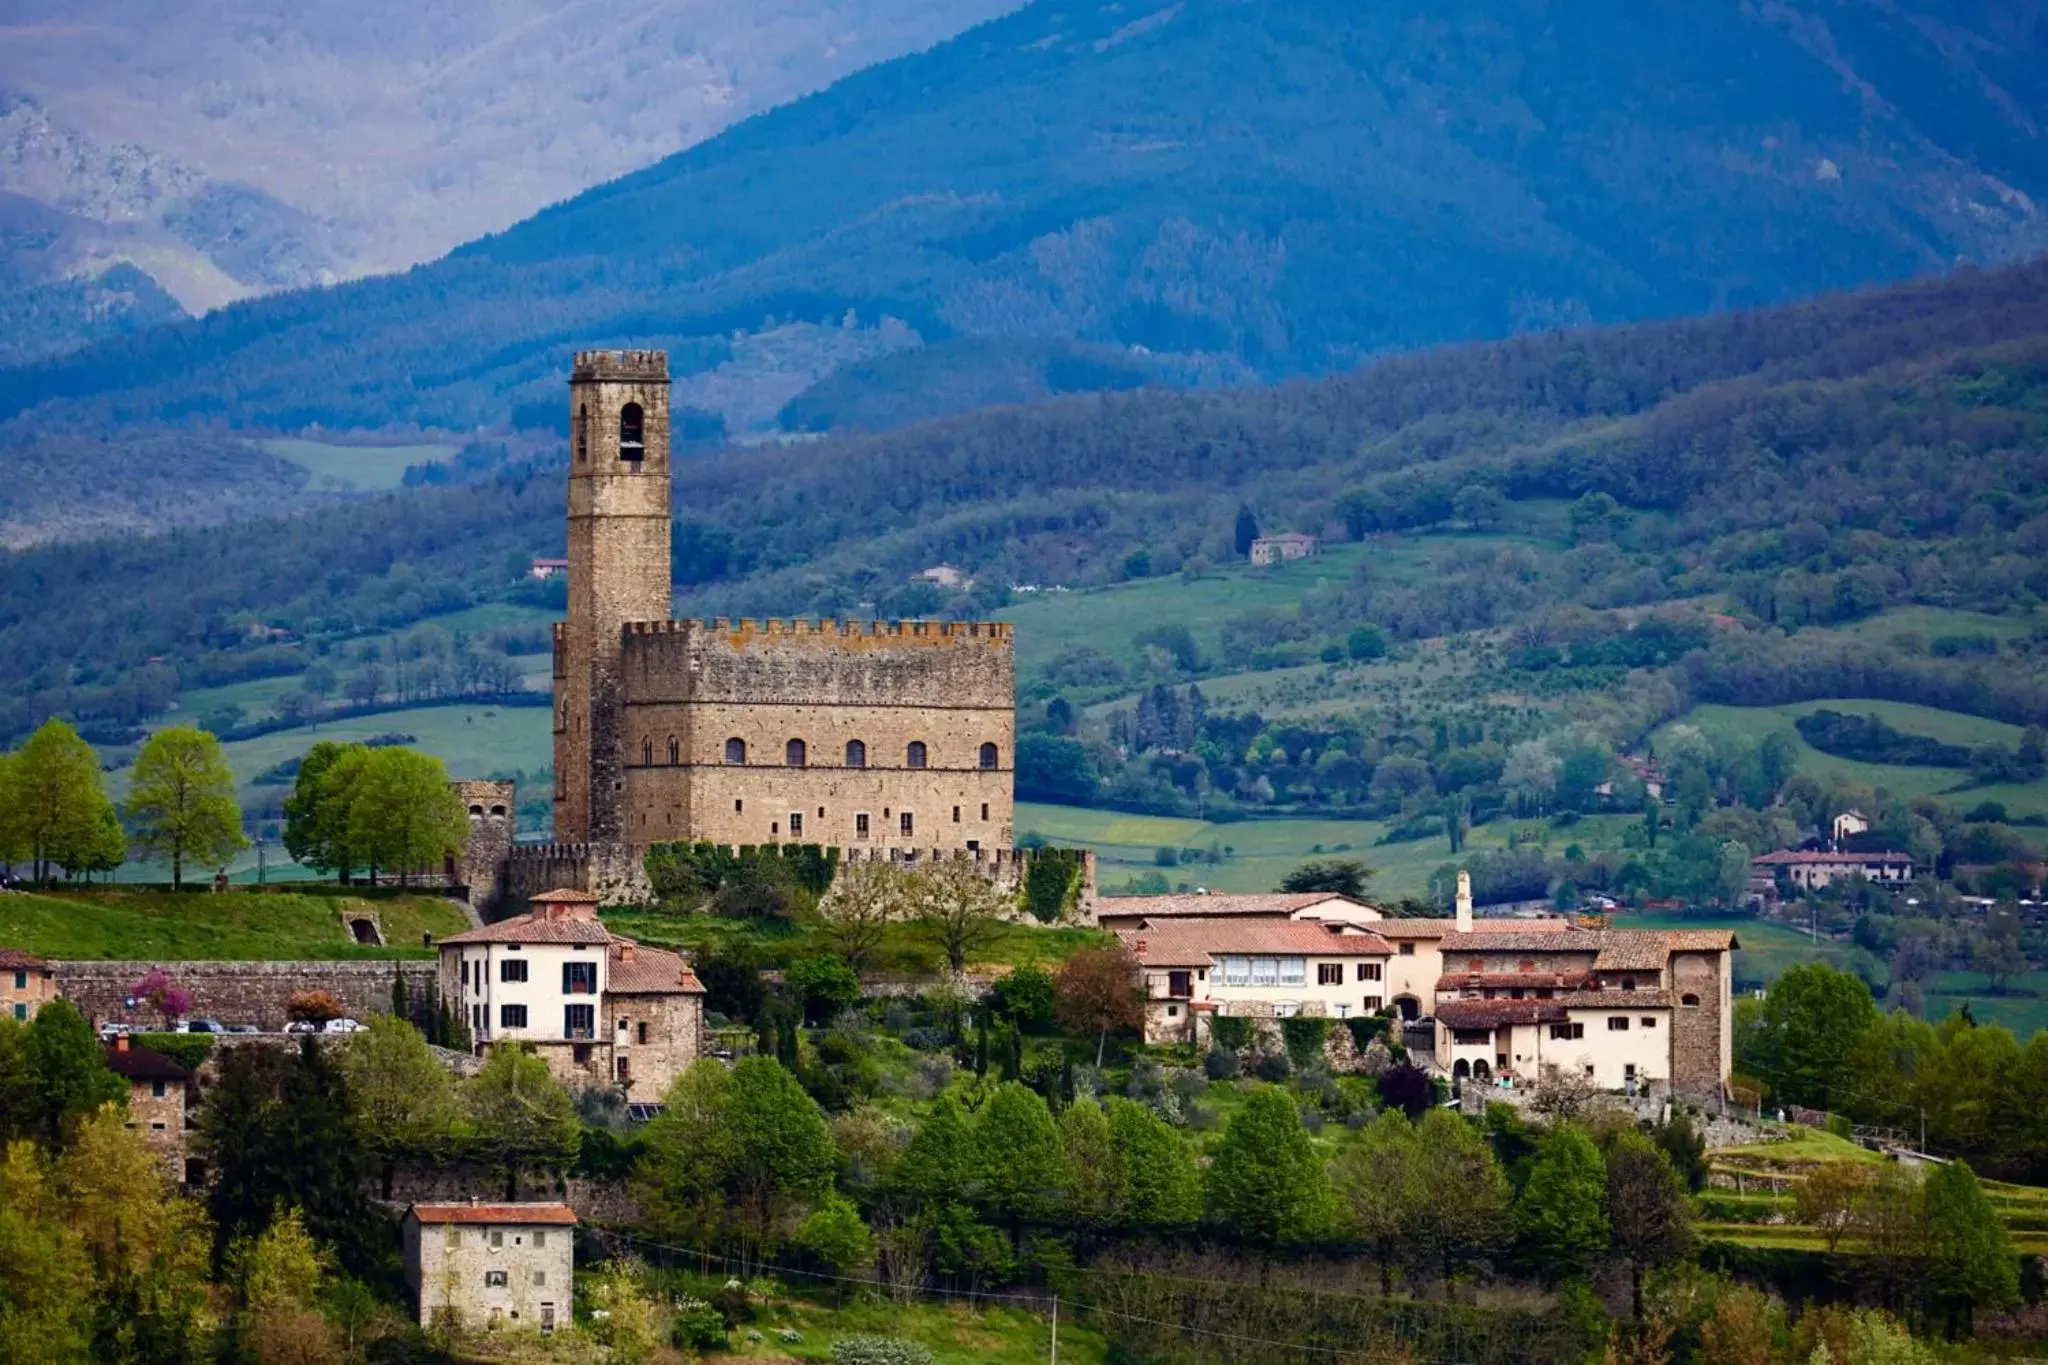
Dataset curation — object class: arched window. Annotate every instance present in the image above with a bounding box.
[1681,993,1700,1008]
[468,804,485,819]
[845,739,866,768]
[906,741,927,769]
[979,742,999,770]
[786,738,807,767]
[667,736,680,765]
[725,737,747,765]
[641,739,653,766]
[558,702,569,731]
[575,404,588,463]
[619,402,645,461]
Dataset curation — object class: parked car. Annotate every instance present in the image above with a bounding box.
[321,1018,366,1034]
[225,1023,261,1034]
[283,1020,319,1035]
[98,1022,134,1039]
[179,1019,227,1034]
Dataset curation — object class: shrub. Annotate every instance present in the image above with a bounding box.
[832,1338,935,1365]
[286,989,344,1024]
[1279,1016,1332,1069]
[671,1299,728,1350]
[132,1032,213,1070]
[1254,1051,1292,1083]
[787,955,862,1024]
[987,965,1058,1034]
[1203,1048,1241,1080]
[1210,1017,1255,1053]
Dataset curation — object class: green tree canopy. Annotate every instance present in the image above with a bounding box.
[1603,1127,1693,1318]
[1413,1108,1511,1296]
[1513,1125,1609,1281]
[1204,1084,1330,1247]
[972,1081,1065,1229]
[1331,1109,1427,1294]
[1057,1098,1121,1229]
[1104,1096,1202,1232]
[124,724,247,889]
[1738,961,1881,1109]
[464,1043,580,1200]
[17,1000,126,1148]
[339,1016,465,1195]
[281,741,367,879]
[892,1094,974,1208]
[1923,1159,2020,1335]
[345,747,468,885]
[0,720,118,881]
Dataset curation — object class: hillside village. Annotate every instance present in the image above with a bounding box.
[3,353,2046,1364]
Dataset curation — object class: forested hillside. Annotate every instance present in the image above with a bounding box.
[0,258,2044,748]
[3,0,2045,437]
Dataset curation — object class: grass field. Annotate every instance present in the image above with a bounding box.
[0,887,465,960]
[260,438,458,492]
[1613,912,1882,994]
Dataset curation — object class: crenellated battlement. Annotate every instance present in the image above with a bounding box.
[620,617,1012,644]
[572,349,669,383]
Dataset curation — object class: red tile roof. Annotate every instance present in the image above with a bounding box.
[530,888,602,903]
[0,948,49,970]
[1436,928,1737,959]
[1435,972,1589,992]
[1120,919,1392,967]
[1371,917,1573,938]
[1753,850,1912,865]
[408,1202,578,1226]
[1565,990,1675,1009]
[1438,999,1568,1028]
[439,915,614,946]
[606,941,704,994]
[1098,893,1373,922]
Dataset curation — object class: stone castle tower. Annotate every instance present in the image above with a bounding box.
[557,350,673,843]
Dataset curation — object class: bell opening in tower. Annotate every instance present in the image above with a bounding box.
[619,402,645,462]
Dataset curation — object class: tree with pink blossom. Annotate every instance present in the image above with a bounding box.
[132,969,194,1028]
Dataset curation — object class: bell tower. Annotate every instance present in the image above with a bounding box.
[555,350,672,843]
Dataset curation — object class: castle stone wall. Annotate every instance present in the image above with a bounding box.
[56,960,439,1031]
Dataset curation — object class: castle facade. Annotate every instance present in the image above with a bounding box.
[550,349,1015,856]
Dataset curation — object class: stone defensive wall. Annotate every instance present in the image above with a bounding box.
[56,959,440,1031]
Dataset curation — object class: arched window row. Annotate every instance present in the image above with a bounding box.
[703,737,1006,770]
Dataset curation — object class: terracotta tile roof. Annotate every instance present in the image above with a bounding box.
[1435,972,1589,992]
[407,1202,578,1227]
[1437,931,1602,954]
[1120,919,1392,968]
[530,887,602,903]
[1563,990,1675,1009]
[439,915,614,946]
[0,948,49,970]
[1438,999,1568,1028]
[103,1045,188,1082]
[1372,917,1574,938]
[606,941,704,994]
[1098,893,1372,922]
[1438,928,1738,962]
[1753,850,1912,865]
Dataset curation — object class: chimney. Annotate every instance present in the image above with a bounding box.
[618,942,636,964]
[1456,869,1473,934]
[115,1034,130,1053]
[1135,938,1148,957]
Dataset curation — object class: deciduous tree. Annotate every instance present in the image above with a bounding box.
[1331,1109,1427,1294]
[1604,1128,1693,1318]
[912,859,1009,975]
[1923,1159,2019,1335]
[1104,1096,1201,1232]
[971,1082,1064,1233]
[1204,1084,1330,1248]
[1513,1125,1608,1281]
[21,1000,125,1148]
[1054,942,1145,1066]
[464,1043,580,1200]
[124,725,247,889]
[339,1016,464,1196]
[0,720,118,882]
[345,747,467,886]
[1414,1107,1511,1297]
[817,859,907,975]
[282,742,368,880]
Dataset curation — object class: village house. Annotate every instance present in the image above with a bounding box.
[403,1202,576,1333]
[1832,808,1871,844]
[529,557,568,580]
[437,889,704,1100]
[1119,918,1395,1043]
[104,1036,193,1181]
[1751,848,1914,890]
[1,948,55,1021]
[1248,531,1319,566]
[1094,891,1378,934]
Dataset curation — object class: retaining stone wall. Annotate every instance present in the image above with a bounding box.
[56,960,439,1031]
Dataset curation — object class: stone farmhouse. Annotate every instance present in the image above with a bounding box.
[1248,531,1318,566]
[104,1036,192,1180]
[1112,871,1738,1098]
[404,1201,575,1334]
[1751,848,1914,890]
[436,888,704,1101]
[461,350,1019,912]
[1,948,54,1021]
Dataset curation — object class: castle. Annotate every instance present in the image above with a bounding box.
[472,350,1020,913]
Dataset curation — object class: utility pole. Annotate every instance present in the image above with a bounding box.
[1050,1294,1058,1365]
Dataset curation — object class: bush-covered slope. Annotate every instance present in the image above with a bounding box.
[3,0,2046,435]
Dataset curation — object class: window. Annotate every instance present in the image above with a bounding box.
[575,404,588,462]
[725,737,746,765]
[616,1056,630,1082]
[1318,963,1343,985]
[562,962,597,995]
[900,812,915,837]
[461,961,470,988]
[906,741,927,769]
[1608,1016,1630,1031]
[981,803,989,820]
[952,806,961,822]
[565,1004,596,1039]
[534,1271,548,1287]
[500,1004,528,1028]
[1278,957,1305,986]
[1363,996,1383,1011]
[637,1022,649,1044]
[1250,958,1277,986]
[532,1230,547,1249]
[1223,956,1249,986]
[1681,993,1700,1007]
[485,1270,508,1287]
[1166,1004,1179,1018]
[1640,1016,1658,1028]
[980,742,999,769]
[1621,977,1637,991]
[150,1121,166,1131]
[641,739,653,766]
[501,959,528,983]
[835,739,861,769]
[667,737,679,765]
[855,813,870,839]
[619,402,645,460]
[1398,942,1414,956]
[1358,963,1382,981]
[11,971,23,989]
[151,1080,167,1099]
[1550,1022,1586,1040]
[789,812,804,837]
[786,738,807,767]
[11,1004,21,1021]
[489,1230,504,1249]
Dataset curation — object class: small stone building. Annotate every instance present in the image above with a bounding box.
[403,1201,576,1333]
[1,948,55,1021]
[1248,532,1318,566]
[103,1037,191,1180]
